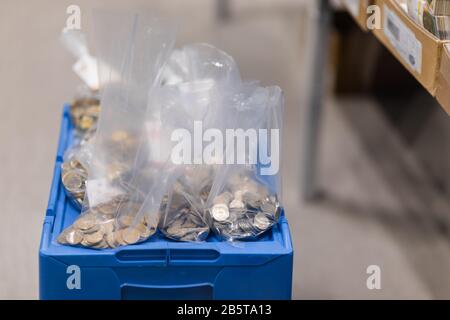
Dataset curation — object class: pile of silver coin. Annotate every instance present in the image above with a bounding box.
[160,177,211,242]
[209,175,280,240]
[162,208,210,242]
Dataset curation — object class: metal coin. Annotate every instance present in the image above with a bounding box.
[237,219,254,233]
[211,204,230,222]
[105,231,117,248]
[62,171,84,193]
[229,199,245,209]
[113,230,127,246]
[260,201,277,215]
[61,161,72,173]
[122,227,141,244]
[94,202,118,216]
[118,215,134,228]
[81,222,100,234]
[139,227,154,240]
[84,230,104,245]
[102,220,115,234]
[74,214,97,231]
[66,229,83,245]
[69,159,80,169]
[253,212,272,231]
[57,228,70,244]
[79,116,94,131]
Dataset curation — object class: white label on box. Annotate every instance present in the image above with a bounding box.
[383,4,422,74]
[86,178,124,207]
[344,0,360,18]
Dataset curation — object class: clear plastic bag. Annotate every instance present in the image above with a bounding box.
[61,142,94,209]
[60,30,100,208]
[157,43,240,242]
[58,11,176,249]
[61,92,99,210]
[159,165,213,241]
[206,84,284,241]
[156,84,219,241]
[161,43,241,87]
[60,29,99,91]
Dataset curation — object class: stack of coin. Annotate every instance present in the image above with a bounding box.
[212,204,278,240]
[159,173,212,242]
[160,180,211,241]
[209,176,281,240]
[162,208,210,241]
[61,157,88,208]
[70,97,101,133]
[57,199,156,249]
[61,95,100,208]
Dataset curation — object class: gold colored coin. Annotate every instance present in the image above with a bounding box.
[105,232,117,248]
[61,162,72,173]
[139,225,155,239]
[66,229,83,245]
[84,230,104,245]
[57,229,69,244]
[122,227,141,244]
[69,159,83,170]
[102,220,115,234]
[92,240,109,249]
[135,223,147,234]
[74,215,97,231]
[79,116,94,130]
[118,215,134,228]
[113,230,127,246]
[62,171,84,192]
[95,202,118,216]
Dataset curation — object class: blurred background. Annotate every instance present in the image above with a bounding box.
[1,0,449,299]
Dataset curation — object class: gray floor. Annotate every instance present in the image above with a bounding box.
[1,0,449,299]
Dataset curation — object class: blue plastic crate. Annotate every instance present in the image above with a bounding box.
[39,105,293,300]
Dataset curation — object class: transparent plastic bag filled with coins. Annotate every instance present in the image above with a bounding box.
[61,92,99,210]
[158,165,214,242]
[61,141,94,209]
[60,30,100,209]
[206,83,284,241]
[157,43,241,241]
[58,11,177,249]
[156,82,222,242]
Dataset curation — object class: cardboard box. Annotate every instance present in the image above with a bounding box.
[343,0,372,31]
[436,44,450,114]
[373,0,449,97]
